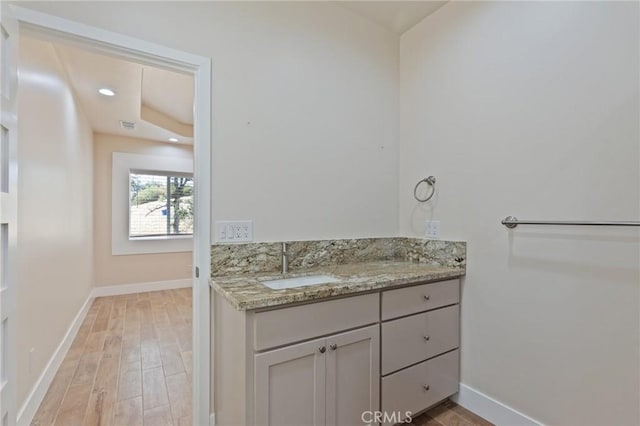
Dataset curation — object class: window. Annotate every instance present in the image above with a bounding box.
[129,172,194,238]
[112,152,193,255]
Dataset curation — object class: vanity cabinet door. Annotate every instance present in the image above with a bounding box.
[255,337,326,426]
[254,325,380,426]
[326,325,380,426]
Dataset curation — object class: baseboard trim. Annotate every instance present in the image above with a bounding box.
[452,384,544,426]
[91,278,192,297]
[17,278,192,426]
[17,293,94,426]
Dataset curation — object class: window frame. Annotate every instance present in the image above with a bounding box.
[112,152,193,255]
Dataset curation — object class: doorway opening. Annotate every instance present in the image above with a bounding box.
[8,6,212,426]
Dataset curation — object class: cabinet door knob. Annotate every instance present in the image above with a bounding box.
[329,344,338,351]
[423,385,430,392]
[423,295,430,301]
[319,346,326,354]
[423,335,430,341]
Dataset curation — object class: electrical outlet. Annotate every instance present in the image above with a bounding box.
[215,220,253,242]
[425,220,441,239]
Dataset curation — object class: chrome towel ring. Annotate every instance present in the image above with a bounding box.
[414,176,436,202]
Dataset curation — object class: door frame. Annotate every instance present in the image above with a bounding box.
[1,5,19,426]
[9,5,212,426]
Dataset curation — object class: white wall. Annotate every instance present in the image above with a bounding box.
[399,2,639,425]
[17,37,94,409]
[93,133,193,286]
[17,1,401,242]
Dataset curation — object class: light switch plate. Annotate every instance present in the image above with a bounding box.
[425,220,441,239]
[215,220,253,242]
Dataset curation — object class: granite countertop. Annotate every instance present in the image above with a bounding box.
[210,261,465,311]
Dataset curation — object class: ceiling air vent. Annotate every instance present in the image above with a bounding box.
[119,120,136,130]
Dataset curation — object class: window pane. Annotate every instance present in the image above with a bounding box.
[129,173,193,237]
[167,176,194,235]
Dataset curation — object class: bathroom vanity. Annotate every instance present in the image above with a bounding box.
[210,238,465,426]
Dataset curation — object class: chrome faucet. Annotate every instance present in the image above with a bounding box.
[282,242,292,274]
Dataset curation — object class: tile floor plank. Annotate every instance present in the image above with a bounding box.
[413,415,446,426]
[118,361,142,401]
[155,327,178,348]
[92,302,114,333]
[448,403,494,426]
[142,367,169,410]
[427,402,476,426]
[180,351,192,376]
[30,359,78,426]
[176,415,193,426]
[84,353,120,426]
[54,382,93,425]
[71,352,101,386]
[103,333,123,355]
[114,396,143,426]
[84,331,108,354]
[159,343,185,377]
[412,401,494,426]
[143,404,174,426]
[141,340,162,370]
[121,335,141,365]
[165,372,192,421]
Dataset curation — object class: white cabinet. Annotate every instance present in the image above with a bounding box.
[381,350,459,426]
[253,293,378,351]
[380,279,460,424]
[213,279,460,426]
[382,305,459,375]
[255,337,326,426]
[326,326,380,426]
[254,325,379,426]
[381,279,460,321]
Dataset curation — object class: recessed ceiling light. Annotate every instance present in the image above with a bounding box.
[168,137,179,142]
[98,88,115,97]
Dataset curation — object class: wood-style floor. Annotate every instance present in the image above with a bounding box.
[32,288,492,426]
[31,288,193,426]
[418,400,494,426]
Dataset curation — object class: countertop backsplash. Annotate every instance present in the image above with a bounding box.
[211,237,466,277]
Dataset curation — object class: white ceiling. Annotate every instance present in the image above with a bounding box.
[53,43,194,144]
[49,2,441,144]
[337,1,447,34]
[141,67,193,125]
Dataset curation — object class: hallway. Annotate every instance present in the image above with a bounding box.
[31,288,192,426]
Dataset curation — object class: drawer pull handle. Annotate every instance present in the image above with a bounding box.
[330,344,338,351]
[423,295,430,301]
[319,346,326,354]
[423,385,430,392]
[423,335,430,341]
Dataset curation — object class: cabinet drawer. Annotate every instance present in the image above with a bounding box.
[381,279,459,321]
[381,350,459,425]
[253,293,379,351]
[382,305,459,375]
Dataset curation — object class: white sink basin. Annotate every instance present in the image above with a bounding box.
[261,274,339,290]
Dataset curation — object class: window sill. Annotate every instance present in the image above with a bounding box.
[113,234,193,255]
[129,235,193,242]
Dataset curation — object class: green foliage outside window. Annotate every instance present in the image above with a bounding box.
[129,173,194,237]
